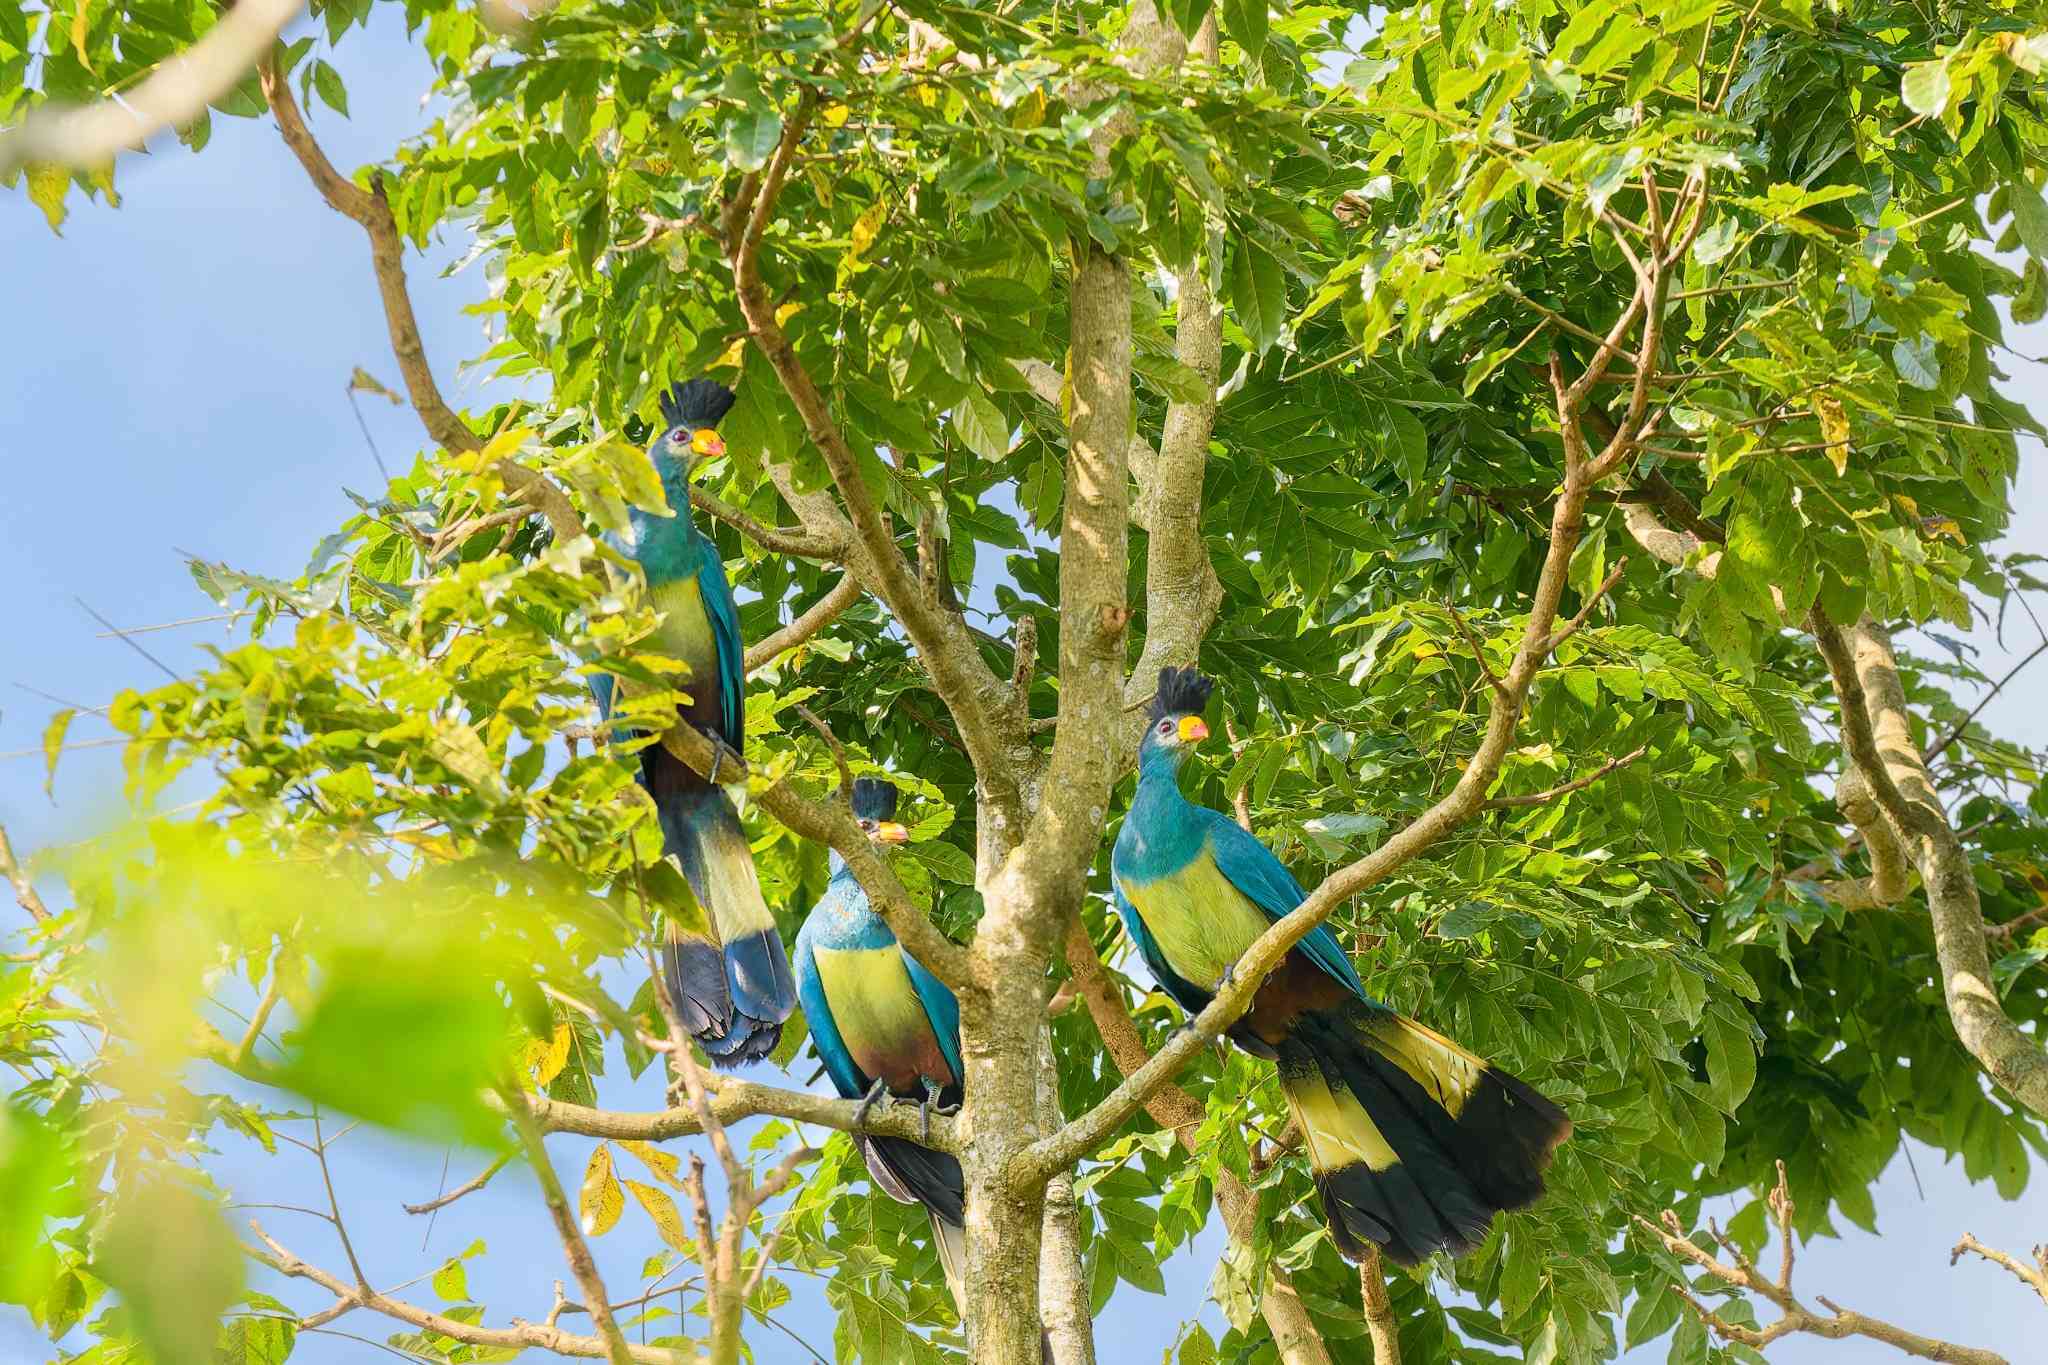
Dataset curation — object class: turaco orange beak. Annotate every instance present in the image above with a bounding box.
[690,429,727,461]
[1177,715,1209,744]
[874,821,910,844]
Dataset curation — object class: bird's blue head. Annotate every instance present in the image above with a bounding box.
[650,377,737,478]
[1138,666,1213,777]
[850,777,910,847]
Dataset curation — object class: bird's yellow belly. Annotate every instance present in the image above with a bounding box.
[812,946,953,1093]
[1124,855,1271,991]
[647,576,717,697]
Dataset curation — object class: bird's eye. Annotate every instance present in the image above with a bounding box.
[858,819,874,832]
[1157,719,1173,735]
[666,428,688,448]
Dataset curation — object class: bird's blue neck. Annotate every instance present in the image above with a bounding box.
[631,456,706,579]
[1122,745,1204,876]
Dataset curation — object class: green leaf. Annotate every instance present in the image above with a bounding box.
[273,946,509,1147]
[2015,258,2047,324]
[99,1178,244,1365]
[0,1104,68,1305]
[1900,59,1951,118]
[723,68,784,172]
[432,1257,469,1301]
[1228,237,1286,353]
[954,392,1009,461]
[312,59,349,117]
[1691,217,1737,265]
[1222,0,1267,65]
[2011,181,2048,263]
[1892,334,1941,390]
[216,1315,297,1365]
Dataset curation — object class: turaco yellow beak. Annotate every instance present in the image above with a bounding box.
[690,428,727,461]
[1177,715,1209,744]
[874,821,910,845]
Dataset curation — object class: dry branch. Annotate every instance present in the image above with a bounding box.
[1637,1163,2009,1364]
[260,58,588,546]
[0,822,50,923]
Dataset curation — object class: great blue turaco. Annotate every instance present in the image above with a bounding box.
[1110,667,1572,1265]
[792,778,971,1302]
[590,377,796,1066]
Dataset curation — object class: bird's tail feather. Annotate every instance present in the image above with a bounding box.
[929,1212,966,1309]
[657,782,795,1065]
[1277,1002,1570,1265]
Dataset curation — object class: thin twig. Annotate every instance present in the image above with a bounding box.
[1483,746,1648,810]
[402,1154,512,1216]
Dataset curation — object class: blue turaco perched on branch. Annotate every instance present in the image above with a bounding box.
[591,377,796,1067]
[792,779,969,1299]
[1111,667,1572,1266]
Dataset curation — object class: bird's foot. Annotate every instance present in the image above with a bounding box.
[706,737,744,787]
[851,1077,888,1130]
[917,1078,948,1143]
[1218,960,1241,993]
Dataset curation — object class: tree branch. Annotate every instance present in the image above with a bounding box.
[259,56,588,546]
[1359,1246,1401,1365]
[745,574,861,674]
[1811,612,2048,1116]
[1636,1163,2009,1364]
[0,822,50,923]
[518,1077,960,1151]
[1483,745,1647,810]
[250,1221,676,1365]
[0,0,303,176]
[725,89,1019,813]
[691,487,844,562]
[500,1087,636,1365]
[402,1154,510,1216]
[1950,1233,2048,1309]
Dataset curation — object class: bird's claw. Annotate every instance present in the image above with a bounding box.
[917,1078,949,1143]
[852,1077,888,1130]
[1218,960,1241,992]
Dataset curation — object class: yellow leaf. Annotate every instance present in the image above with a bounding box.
[846,201,887,271]
[26,164,69,235]
[528,1021,573,1087]
[1811,393,1850,476]
[71,0,93,71]
[774,301,804,328]
[478,423,534,468]
[579,1146,623,1236]
[1920,514,1966,545]
[713,335,747,370]
[1011,88,1047,129]
[620,1139,683,1188]
[624,1178,692,1253]
[822,102,850,127]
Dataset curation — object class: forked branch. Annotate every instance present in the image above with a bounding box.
[1636,1162,2010,1364]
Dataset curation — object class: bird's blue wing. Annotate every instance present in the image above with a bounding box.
[1202,809,1368,1000]
[793,933,869,1100]
[695,544,747,746]
[1112,881,1216,1018]
[902,949,964,1083]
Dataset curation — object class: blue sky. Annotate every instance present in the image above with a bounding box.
[4,10,2046,1362]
